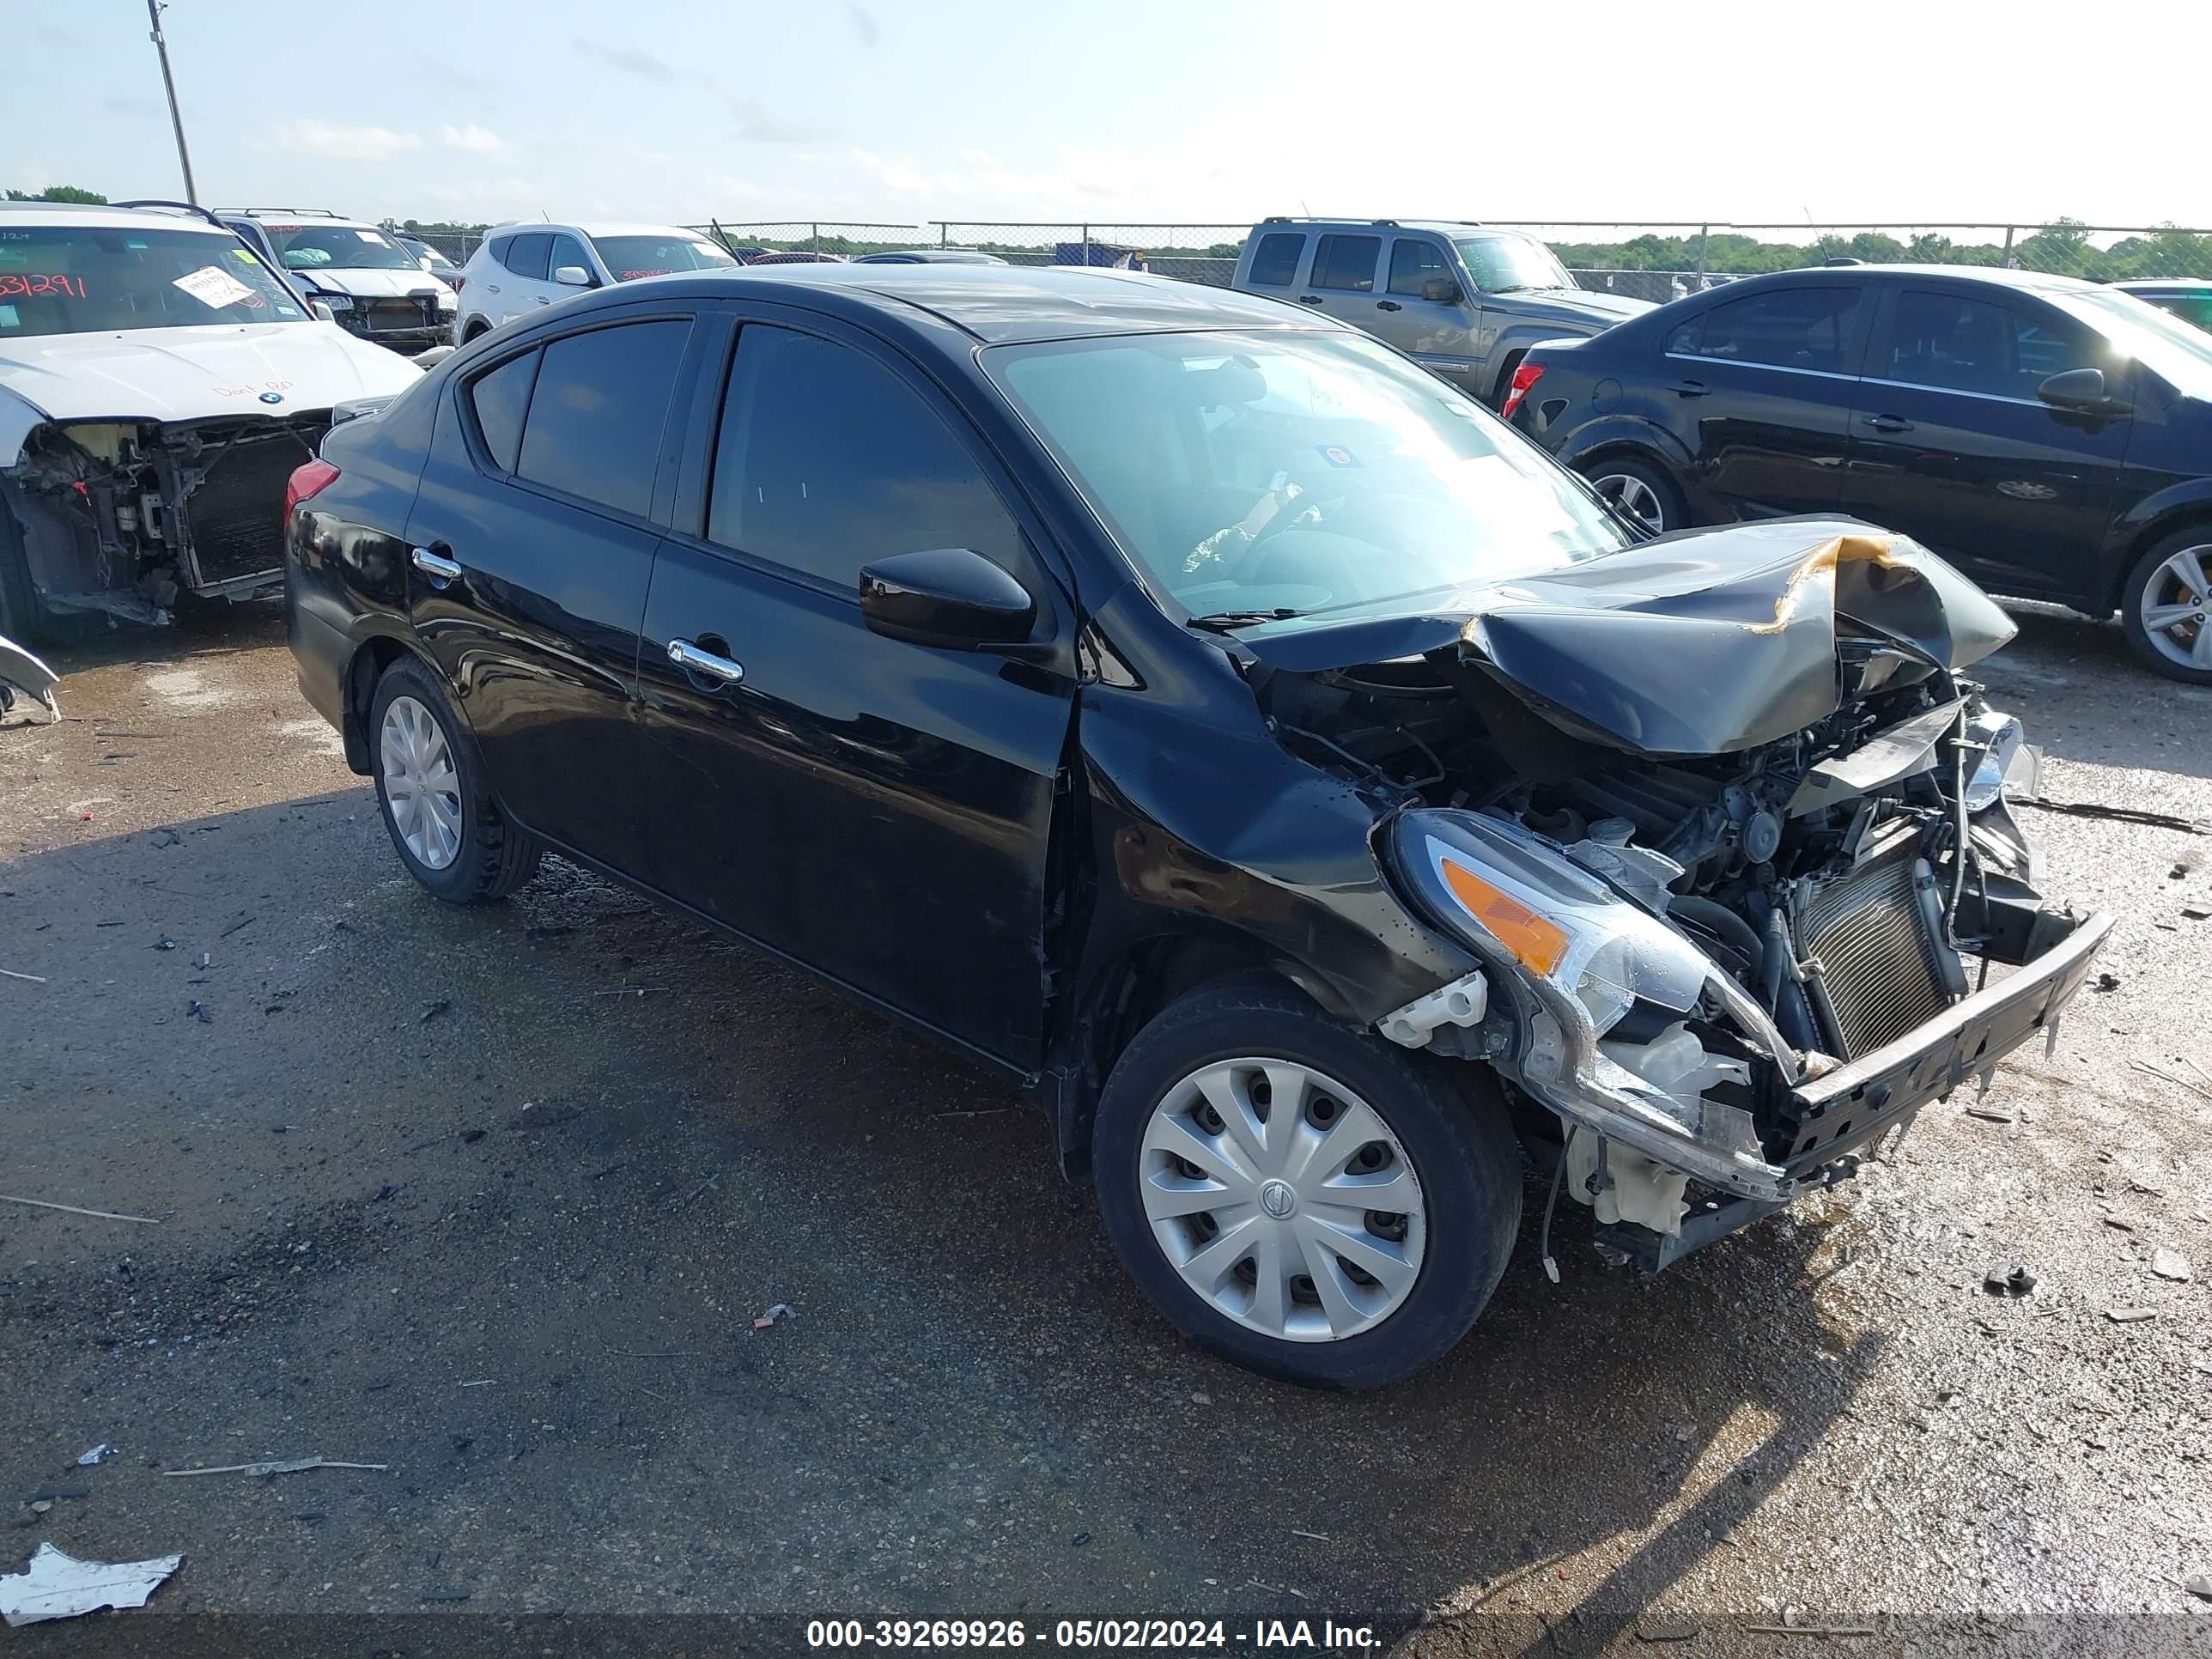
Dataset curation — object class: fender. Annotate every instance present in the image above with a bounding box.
[1548,410,1697,475]
[2101,474,2212,611]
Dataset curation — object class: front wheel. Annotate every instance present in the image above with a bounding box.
[1092,975,1522,1389]
[2119,529,2212,683]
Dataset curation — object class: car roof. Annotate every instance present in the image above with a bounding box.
[2113,277,2212,292]
[1760,262,2104,293]
[0,201,234,236]
[482,222,714,240]
[577,263,1338,344]
[215,209,381,228]
[1250,218,1528,238]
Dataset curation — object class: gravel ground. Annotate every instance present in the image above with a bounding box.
[2,600,2209,1656]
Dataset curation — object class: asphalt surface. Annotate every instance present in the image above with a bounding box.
[3,599,2209,1656]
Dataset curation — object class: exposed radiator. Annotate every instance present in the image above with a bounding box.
[1795,832,1955,1059]
[183,430,319,587]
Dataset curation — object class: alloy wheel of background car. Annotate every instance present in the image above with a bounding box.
[1092,974,1522,1389]
[1589,469,1671,536]
[2122,534,2212,681]
[380,695,463,871]
[1139,1057,1427,1343]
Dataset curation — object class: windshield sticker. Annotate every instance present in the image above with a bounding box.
[0,273,88,299]
[173,264,257,309]
[230,247,261,263]
[619,269,669,281]
[358,230,390,246]
[0,305,18,328]
[1316,444,1362,469]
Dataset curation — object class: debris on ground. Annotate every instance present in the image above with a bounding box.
[2014,797,2209,834]
[1635,1620,1699,1643]
[195,951,211,969]
[2130,1059,2212,1103]
[219,912,255,938]
[186,999,212,1024]
[2185,1571,2212,1601]
[1965,1107,2014,1124]
[2103,1216,2136,1231]
[1984,1266,2036,1297]
[0,1543,182,1627]
[2171,863,2192,881]
[751,1303,795,1331]
[419,998,452,1024]
[152,935,176,951]
[2094,972,2121,993]
[161,1456,387,1479]
[2153,1249,2193,1282]
[0,1195,159,1224]
[2185,902,2212,921]
[75,1446,114,1468]
[1,967,46,984]
[2106,1307,2158,1324]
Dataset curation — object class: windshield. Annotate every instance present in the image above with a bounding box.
[592,234,739,280]
[2049,288,2212,401]
[262,223,422,272]
[1453,234,1573,294]
[985,329,1628,621]
[0,225,306,337]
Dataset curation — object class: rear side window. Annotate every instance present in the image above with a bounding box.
[503,232,552,281]
[1884,290,2107,398]
[1310,234,1380,292]
[1679,286,1862,373]
[1247,232,1304,288]
[469,349,539,473]
[1387,239,1452,297]
[708,325,1019,590]
[513,319,690,516]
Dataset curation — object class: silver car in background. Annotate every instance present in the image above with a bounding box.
[1231,217,1649,407]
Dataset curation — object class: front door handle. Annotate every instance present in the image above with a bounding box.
[1863,413,1915,433]
[667,637,744,685]
[1376,300,1401,312]
[411,545,462,583]
[1296,295,1323,306]
[1668,380,1709,398]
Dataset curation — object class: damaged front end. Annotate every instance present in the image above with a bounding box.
[1243,522,2114,1271]
[2,413,327,625]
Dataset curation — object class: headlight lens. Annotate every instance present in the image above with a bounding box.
[1964,709,2025,812]
[312,291,355,312]
[434,289,457,312]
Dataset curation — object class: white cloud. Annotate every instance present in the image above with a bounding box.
[440,124,507,155]
[271,121,422,161]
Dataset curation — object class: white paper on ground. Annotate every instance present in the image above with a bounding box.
[0,1543,183,1626]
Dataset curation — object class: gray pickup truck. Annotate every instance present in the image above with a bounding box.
[1231,217,1650,407]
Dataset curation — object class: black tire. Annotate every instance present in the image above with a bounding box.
[2118,526,2212,684]
[1092,974,1522,1389]
[461,319,491,343]
[1580,453,1686,538]
[0,503,96,647]
[368,656,541,903]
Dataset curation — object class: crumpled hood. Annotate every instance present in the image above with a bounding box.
[0,323,422,444]
[1491,287,1651,327]
[285,266,454,302]
[1236,518,2017,757]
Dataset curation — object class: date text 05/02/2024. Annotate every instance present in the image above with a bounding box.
[805,1619,1381,1650]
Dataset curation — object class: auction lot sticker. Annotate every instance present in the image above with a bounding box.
[173,264,257,309]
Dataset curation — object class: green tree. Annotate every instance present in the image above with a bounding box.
[4,184,108,204]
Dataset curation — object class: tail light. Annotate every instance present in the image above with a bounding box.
[1499,360,1547,423]
[448,274,465,294]
[284,459,340,525]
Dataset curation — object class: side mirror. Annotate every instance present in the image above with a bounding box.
[2038,366,2127,415]
[553,264,593,288]
[1421,276,1464,305]
[859,548,1035,650]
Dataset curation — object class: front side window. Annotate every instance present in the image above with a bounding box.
[708,325,1019,590]
[513,319,691,516]
[1884,291,2107,398]
[261,223,422,273]
[1310,234,1380,292]
[0,225,305,337]
[502,233,553,282]
[1247,232,1304,288]
[985,330,1627,621]
[1388,239,1452,298]
[1685,286,1862,373]
[548,234,592,281]
[590,235,738,281]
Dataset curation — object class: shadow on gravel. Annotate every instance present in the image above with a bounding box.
[1981,605,2212,781]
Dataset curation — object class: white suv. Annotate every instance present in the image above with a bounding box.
[216,209,457,356]
[452,222,737,342]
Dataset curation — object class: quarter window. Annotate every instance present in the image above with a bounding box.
[1884,290,2106,398]
[1247,232,1304,288]
[469,349,539,473]
[512,319,691,517]
[1310,234,1381,293]
[1387,239,1453,298]
[1681,286,1862,373]
[708,325,1019,591]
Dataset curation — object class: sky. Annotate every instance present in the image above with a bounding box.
[8,0,2208,237]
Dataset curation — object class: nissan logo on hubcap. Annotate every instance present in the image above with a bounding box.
[1259,1179,1297,1219]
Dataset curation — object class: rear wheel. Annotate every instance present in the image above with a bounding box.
[1092,975,1522,1389]
[2120,528,2212,683]
[369,656,541,902]
[1583,455,1684,538]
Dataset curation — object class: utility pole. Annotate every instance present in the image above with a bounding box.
[145,0,199,204]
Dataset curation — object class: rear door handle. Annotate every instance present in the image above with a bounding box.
[1863,413,1915,433]
[1376,300,1401,312]
[1668,380,1709,398]
[667,637,744,685]
[411,545,461,583]
[1296,295,1323,307]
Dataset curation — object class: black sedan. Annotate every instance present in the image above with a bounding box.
[1505,264,2212,682]
[283,266,2106,1386]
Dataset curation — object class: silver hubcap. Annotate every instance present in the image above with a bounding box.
[380,695,462,870]
[2139,544,2212,671]
[1139,1059,1426,1344]
[1592,472,1666,535]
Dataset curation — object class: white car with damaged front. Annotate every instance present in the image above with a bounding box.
[0,203,424,641]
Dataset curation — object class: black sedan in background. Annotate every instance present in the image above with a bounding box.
[281,265,2106,1386]
[1505,264,2212,681]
